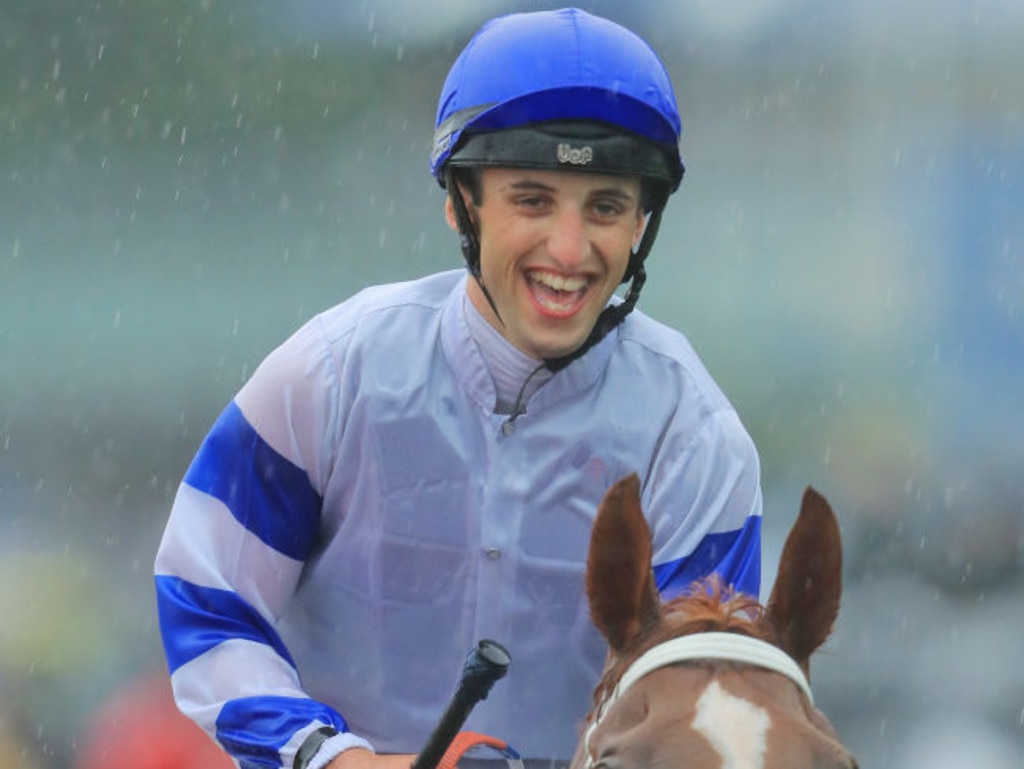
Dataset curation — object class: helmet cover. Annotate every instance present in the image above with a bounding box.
[431,8,684,191]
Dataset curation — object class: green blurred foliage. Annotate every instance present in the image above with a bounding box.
[1,1,408,152]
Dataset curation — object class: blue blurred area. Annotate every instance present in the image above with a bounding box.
[1,2,1022,767]
[940,145,1024,422]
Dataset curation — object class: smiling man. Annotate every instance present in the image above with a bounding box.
[154,9,764,769]
[452,168,644,362]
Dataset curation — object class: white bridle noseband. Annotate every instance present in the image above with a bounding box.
[582,632,813,767]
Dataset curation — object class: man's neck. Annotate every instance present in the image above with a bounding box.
[463,295,553,414]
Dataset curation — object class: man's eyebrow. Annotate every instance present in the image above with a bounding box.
[593,186,638,202]
[506,179,638,201]
[507,180,556,192]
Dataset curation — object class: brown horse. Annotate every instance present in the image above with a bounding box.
[571,474,857,769]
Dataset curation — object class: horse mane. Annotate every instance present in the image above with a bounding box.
[591,575,772,710]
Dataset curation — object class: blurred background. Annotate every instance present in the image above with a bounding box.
[1,1,1022,767]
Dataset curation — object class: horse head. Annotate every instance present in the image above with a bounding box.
[572,473,858,769]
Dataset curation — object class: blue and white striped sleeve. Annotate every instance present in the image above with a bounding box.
[154,318,371,768]
[646,407,763,601]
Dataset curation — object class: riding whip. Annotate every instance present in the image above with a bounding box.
[411,639,511,769]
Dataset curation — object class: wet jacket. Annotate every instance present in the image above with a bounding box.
[154,270,762,767]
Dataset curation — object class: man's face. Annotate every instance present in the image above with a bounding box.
[447,167,645,360]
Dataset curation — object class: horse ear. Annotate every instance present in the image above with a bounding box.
[764,486,842,673]
[587,473,662,652]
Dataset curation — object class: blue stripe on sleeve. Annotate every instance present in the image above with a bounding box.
[653,514,762,599]
[184,401,321,561]
[155,574,296,674]
[217,696,349,769]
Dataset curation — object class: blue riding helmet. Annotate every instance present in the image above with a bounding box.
[431,8,685,191]
[432,8,685,371]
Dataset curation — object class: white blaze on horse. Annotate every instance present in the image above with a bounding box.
[572,474,858,769]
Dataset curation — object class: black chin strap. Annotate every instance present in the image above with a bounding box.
[542,262,647,373]
[447,172,504,326]
[447,168,664,374]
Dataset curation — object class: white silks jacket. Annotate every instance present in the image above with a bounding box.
[154,270,763,768]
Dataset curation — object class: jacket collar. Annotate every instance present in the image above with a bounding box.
[439,274,617,418]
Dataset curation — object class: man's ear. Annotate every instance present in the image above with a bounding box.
[444,182,478,233]
[633,209,648,250]
[444,195,459,232]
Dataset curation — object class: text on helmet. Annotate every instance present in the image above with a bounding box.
[557,143,594,166]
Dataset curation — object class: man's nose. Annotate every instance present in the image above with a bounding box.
[547,209,590,268]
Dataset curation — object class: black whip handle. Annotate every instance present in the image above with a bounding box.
[411,639,511,769]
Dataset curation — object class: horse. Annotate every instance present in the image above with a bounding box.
[571,474,858,769]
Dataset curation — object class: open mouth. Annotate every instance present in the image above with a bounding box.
[526,269,589,315]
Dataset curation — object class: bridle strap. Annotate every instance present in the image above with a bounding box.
[583,633,813,767]
[614,632,813,706]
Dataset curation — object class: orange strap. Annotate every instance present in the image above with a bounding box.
[437,731,512,769]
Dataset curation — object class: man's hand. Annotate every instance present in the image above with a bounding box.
[326,748,417,769]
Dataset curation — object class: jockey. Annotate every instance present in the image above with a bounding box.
[430,6,684,375]
[154,8,763,769]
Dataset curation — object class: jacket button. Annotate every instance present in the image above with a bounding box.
[483,547,501,560]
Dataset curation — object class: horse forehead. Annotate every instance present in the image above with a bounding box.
[692,679,770,769]
[688,674,852,769]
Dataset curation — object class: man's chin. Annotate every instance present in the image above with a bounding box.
[529,333,591,362]
[511,313,600,361]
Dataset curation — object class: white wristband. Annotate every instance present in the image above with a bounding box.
[296,728,374,769]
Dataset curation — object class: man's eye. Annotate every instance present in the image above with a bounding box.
[594,202,622,217]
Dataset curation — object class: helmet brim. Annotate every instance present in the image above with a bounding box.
[441,121,683,194]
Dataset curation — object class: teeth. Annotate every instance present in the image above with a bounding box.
[529,270,586,292]
[536,293,575,311]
